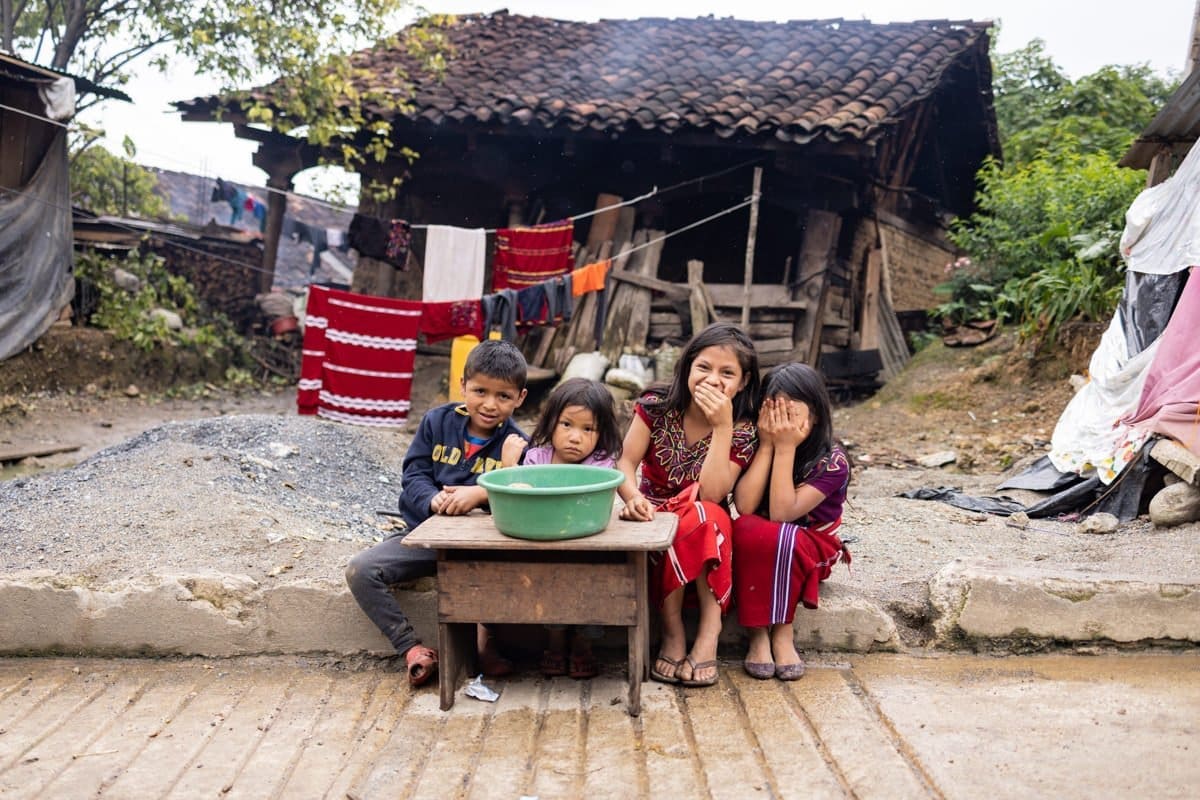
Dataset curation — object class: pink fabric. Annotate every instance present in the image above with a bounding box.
[1122,268,1200,454]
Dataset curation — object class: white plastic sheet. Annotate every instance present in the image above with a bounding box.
[1121,139,1200,275]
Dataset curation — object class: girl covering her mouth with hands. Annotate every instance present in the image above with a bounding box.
[731,362,851,682]
[616,322,760,688]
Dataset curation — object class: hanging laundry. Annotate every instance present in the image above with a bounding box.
[545,273,573,323]
[243,195,268,232]
[420,298,485,343]
[326,227,347,251]
[211,178,247,225]
[481,288,519,342]
[347,214,409,268]
[385,220,413,266]
[299,285,422,427]
[516,283,548,327]
[571,259,611,296]
[297,285,331,415]
[424,225,486,302]
[492,220,575,291]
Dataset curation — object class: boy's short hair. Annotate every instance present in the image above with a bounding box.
[463,339,528,389]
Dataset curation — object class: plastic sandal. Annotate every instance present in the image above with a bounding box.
[405,645,439,688]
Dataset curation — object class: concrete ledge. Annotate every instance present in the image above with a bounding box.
[0,573,435,657]
[717,582,900,652]
[930,558,1200,646]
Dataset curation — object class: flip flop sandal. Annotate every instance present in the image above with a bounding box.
[540,650,568,677]
[405,645,439,688]
[650,653,682,684]
[568,652,598,680]
[775,662,806,681]
[679,655,719,688]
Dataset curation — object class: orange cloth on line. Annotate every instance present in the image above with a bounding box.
[571,259,611,296]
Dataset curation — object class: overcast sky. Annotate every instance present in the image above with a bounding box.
[80,0,1197,196]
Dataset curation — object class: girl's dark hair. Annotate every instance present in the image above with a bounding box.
[762,362,834,483]
[651,322,761,422]
[532,377,623,459]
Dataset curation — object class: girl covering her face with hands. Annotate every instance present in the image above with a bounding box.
[731,362,851,682]
[616,322,760,688]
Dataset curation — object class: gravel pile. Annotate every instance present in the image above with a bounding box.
[1,415,410,583]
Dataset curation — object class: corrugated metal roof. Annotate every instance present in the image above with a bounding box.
[0,51,132,103]
[1121,68,1200,169]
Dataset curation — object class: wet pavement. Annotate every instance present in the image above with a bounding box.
[1,652,1196,799]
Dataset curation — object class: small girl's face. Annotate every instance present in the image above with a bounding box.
[551,404,600,464]
[686,345,748,401]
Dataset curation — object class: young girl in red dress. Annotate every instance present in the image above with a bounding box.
[732,363,850,681]
[617,323,760,687]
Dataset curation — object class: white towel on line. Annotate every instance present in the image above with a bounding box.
[423,225,486,302]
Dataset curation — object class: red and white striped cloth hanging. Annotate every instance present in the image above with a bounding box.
[298,285,421,427]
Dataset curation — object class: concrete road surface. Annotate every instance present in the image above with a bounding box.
[0,653,1196,799]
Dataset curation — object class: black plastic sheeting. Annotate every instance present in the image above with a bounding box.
[0,129,74,362]
[899,441,1165,522]
[1118,269,1187,358]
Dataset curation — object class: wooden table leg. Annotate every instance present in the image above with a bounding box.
[438,621,474,711]
[627,551,649,716]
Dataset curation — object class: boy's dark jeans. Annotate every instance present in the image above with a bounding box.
[345,532,437,656]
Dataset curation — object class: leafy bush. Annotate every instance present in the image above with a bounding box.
[74,247,246,358]
[941,142,1145,343]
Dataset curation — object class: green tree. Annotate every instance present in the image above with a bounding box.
[938,42,1177,345]
[1,1,443,188]
[70,136,170,218]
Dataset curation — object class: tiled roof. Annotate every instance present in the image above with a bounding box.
[361,12,990,144]
[177,12,991,146]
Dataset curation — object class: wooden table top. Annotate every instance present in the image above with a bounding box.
[402,508,677,552]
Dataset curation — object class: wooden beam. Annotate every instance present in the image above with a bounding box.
[790,209,842,358]
[860,248,883,350]
[0,442,81,464]
[687,260,709,336]
[741,166,763,326]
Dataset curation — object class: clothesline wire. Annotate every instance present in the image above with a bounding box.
[410,156,767,233]
[614,196,757,261]
[1,179,758,290]
[1,99,764,224]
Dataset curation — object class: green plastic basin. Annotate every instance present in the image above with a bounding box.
[477,464,625,540]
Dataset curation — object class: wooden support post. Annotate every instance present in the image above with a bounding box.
[859,248,883,350]
[688,260,708,336]
[252,140,304,294]
[586,194,623,249]
[790,209,841,361]
[740,167,763,327]
[1147,146,1174,188]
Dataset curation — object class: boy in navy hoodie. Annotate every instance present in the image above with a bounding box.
[345,339,529,686]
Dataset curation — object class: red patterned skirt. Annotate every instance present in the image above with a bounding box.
[650,487,734,614]
[732,513,849,627]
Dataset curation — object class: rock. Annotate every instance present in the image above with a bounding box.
[918,450,957,468]
[1150,439,1200,486]
[124,385,140,398]
[1149,482,1200,528]
[1164,472,1181,486]
[148,308,184,330]
[110,267,141,292]
[1009,511,1030,529]
[1078,513,1119,534]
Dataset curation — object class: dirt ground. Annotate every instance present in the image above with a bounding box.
[1,323,1097,476]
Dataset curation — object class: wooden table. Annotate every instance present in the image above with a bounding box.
[402,509,677,715]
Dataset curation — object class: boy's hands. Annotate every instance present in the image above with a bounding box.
[501,434,528,468]
[431,485,488,516]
